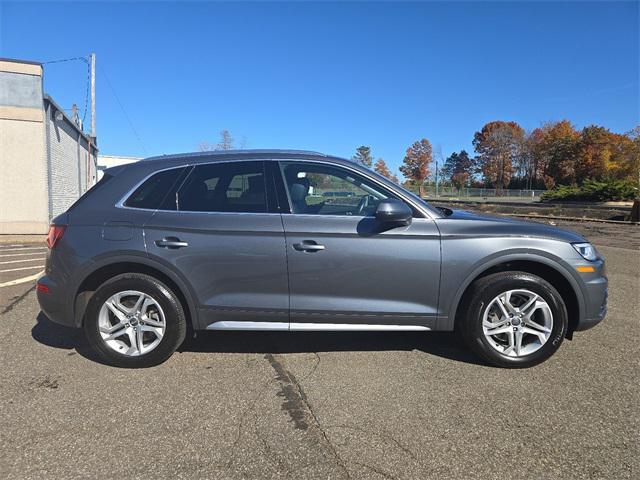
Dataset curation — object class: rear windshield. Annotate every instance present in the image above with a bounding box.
[67,173,113,211]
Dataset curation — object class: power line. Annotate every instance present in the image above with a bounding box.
[81,58,90,125]
[98,64,148,155]
[42,55,90,127]
[42,56,88,65]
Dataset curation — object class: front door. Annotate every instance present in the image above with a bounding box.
[142,160,289,330]
[278,161,441,330]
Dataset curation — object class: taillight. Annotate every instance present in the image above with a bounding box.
[46,225,66,249]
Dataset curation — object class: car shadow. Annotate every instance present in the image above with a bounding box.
[32,312,108,364]
[32,311,485,366]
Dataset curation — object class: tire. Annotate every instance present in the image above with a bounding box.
[459,271,568,368]
[84,273,187,368]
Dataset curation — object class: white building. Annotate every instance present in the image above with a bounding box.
[97,155,142,179]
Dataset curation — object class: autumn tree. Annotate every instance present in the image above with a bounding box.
[537,121,580,186]
[352,145,373,167]
[473,121,525,191]
[519,128,546,189]
[441,150,475,188]
[374,158,399,183]
[622,126,640,184]
[400,139,432,196]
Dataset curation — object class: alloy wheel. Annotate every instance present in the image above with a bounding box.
[98,290,166,356]
[482,289,553,357]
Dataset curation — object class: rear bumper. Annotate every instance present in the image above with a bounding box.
[37,275,78,328]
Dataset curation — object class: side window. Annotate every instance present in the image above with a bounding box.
[124,167,187,210]
[177,161,267,213]
[280,162,390,216]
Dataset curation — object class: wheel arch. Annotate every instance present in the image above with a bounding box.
[450,256,584,337]
[73,256,199,331]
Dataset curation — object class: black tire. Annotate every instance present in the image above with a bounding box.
[459,271,568,368]
[84,273,187,368]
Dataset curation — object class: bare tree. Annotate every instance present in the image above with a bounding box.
[217,129,234,150]
[198,141,215,152]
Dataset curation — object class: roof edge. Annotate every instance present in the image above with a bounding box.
[43,94,97,149]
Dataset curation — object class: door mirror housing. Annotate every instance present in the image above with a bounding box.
[375,199,412,226]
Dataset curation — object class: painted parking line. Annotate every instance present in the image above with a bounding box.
[0,247,47,253]
[0,265,44,273]
[0,252,46,258]
[0,270,43,288]
[0,257,46,265]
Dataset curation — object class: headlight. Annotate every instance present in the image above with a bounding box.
[572,243,598,261]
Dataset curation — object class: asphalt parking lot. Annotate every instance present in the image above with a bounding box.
[0,237,638,479]
[0,239,46,313]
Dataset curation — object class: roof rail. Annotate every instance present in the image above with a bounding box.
[142,149,327,162]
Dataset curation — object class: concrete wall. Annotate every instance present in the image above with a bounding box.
[0,61,49,234]
[0,59,98,234]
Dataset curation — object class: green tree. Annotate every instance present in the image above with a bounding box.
[352,145,373,167]
[400,139,432,196]
[441,150,475,187]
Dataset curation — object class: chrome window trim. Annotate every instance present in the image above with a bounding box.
[115,159,272,214]
[115,157,439,220]
[115,163,194,210]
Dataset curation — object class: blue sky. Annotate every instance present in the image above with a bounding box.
[1,1,638,177]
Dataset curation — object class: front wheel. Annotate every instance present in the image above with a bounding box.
[459,272,568,368]
[84,273,187,368]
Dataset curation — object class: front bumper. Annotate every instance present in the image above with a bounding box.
[573,259,608,331]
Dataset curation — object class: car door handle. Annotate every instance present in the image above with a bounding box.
[155,237,189,249]
[293,241,325,252]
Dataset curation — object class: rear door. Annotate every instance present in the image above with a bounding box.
[277,160,441,330]
[142,160,289,330]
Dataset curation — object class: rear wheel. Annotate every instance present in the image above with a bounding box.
[459,271,568,368]
[84,273,186,368]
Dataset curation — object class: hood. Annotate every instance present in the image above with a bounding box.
[435,209,586,244]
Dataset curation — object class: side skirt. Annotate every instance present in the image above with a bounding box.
[206,321,430,332]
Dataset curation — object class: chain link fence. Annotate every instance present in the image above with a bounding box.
[404,185,546,202]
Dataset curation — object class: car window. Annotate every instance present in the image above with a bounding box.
[177,161,267,213]
[124,167,188,210]
[280,162,390,216]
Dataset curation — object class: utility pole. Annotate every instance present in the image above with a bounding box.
[90,53,96,138]
[435,159,439,198]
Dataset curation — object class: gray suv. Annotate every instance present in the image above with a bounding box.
[37,150,608,368]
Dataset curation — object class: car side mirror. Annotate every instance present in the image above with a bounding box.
[375,199,412,226]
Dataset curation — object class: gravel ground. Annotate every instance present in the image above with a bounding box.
[0,244,638,479]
